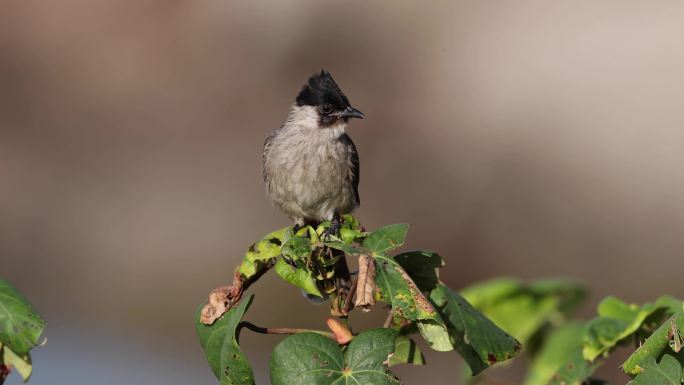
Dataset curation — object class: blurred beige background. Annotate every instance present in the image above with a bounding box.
[2,1,684,384]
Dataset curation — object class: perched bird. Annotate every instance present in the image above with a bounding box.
[263,69,365,234]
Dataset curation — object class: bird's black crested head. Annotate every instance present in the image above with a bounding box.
[295,69,365,126]
[296,69,350,109]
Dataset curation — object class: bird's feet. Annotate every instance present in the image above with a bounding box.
[322,213,342,241]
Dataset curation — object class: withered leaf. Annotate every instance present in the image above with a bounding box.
[355,254,377,311]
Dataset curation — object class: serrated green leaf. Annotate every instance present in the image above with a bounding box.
[393,250,443,292]
[238,227,291,279]
[584,296,681,361]
[623,310,684,376]
[195,295,255,385]
[2,344,32,381]
[429,284,521,375]
[389,336,425,366]
[524,322,584,385]
[274,258,323,298]
[628,355,682,385]
[362,224,409,254]
[270,328,400,385]
[0,279,45,355]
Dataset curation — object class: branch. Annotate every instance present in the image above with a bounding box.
[383,310,394,328]
[343,278,358,315]
[240,321,335,339]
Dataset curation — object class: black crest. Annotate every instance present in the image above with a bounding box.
[295,69,351,111]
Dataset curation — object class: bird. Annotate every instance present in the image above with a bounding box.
[262,69,365,235]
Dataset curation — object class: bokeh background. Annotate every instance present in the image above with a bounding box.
[2,1,684,384]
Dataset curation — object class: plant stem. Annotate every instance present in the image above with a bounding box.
[240,321,335,339]
[343,278,358,314]
[383,310,394,328]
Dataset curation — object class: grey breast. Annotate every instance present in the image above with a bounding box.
[263,127,359,222]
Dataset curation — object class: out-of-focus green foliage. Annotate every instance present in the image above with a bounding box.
[461,278,585,345]
[524,322,584,385]
[583,296,681,361]
[543,296,683,385]
[0,278,46,382]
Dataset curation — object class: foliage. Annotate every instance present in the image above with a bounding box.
[196,216,521,384]
[0,278,45,383]
[195,215,684,384]
[463,277,684,385]
[270,329,399,385]
[196,295,255,385]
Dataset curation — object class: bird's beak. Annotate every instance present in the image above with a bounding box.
[339,106,365,120]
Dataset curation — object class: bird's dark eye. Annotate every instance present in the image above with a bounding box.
[321,104,332,114]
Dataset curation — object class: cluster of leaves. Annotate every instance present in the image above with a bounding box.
[462,278,684,384]
[196,216,684,384]
[0,278,45,384]
[196,216,522,385]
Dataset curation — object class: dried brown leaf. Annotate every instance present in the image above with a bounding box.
[355,254,377,311]
[200,270,245,325]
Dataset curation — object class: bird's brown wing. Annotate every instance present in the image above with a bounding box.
[262,131,275,182]
[340,133,360,206]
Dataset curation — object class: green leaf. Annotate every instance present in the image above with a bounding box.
[547,350,603,385]
[2,344,32,381]
[389,336,425,366]
[393,251,444,292]
[527,279,587,314]
[270,328,400,385]
[583,296,681,361]
[281,236,312,262]
[362,224,409,254]
[373,254,439,323]
[321,241,364,256]
[628,355,682,385]
[415,318,453,352]
[623,310,684,376]
[195,294,255,385]
[339,214,366,244]
[238,227,290,279]
[461,278,585,345]
[429,283,521,375]
[313,215,366,244]
[0,279,45,355]
[274,258,323,298]
[524,322,584,385]
[460,278,522,308]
